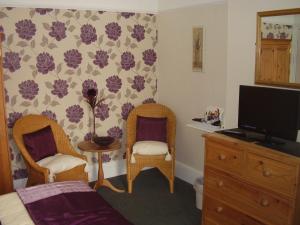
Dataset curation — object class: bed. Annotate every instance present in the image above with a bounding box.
[0,181,133,225]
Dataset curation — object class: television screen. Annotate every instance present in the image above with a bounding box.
[238,85,300,141]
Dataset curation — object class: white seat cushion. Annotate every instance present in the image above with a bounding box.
[131,141,171,163]
[37,153,88,182]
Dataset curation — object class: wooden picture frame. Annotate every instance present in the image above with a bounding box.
[193,27,204,72]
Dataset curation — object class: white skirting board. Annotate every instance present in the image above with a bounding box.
[13,160,202,189]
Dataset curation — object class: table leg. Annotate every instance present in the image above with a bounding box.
[93,152,125,193]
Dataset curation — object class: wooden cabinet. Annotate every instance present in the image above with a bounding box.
[202,133,300,225]
[258,39,291,83]
[0,33,13,194]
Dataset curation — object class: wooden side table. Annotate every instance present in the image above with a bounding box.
[78,140,125,193]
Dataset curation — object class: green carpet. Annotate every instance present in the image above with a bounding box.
[97,169,201,225]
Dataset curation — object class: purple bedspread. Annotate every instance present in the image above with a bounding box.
[17,181,133,225]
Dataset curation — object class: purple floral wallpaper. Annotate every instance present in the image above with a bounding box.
[262,22,293,40]
[0,7,157,180]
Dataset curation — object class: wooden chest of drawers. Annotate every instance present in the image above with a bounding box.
[202,133,300,225]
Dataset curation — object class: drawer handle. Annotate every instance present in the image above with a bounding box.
[218,154,226,160]
[260,199,270,207]
[217,180,224,187]
[262,170,272,177]
[215,206,223,213]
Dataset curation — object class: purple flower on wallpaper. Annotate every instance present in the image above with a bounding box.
[102,154,111,163]
[51,79,69,98]
[41,110,57,121]
[107,126,123,139]
[7,112,22,128]
[36,52,55,74]
[106,75,122,93]
[143,98,156,104]
[280,32,287,39]
[35,8,53,15]
[64,49,82,69]
[5,89,9,103]
[3,52,21,72]
[82,79,98,98]
[121,102,134,120]
[121,12,135,18]
[105,22,122,41]
[19,80,39,100]
[49,21,66,41]
[13,168,27,179]
[80,24,97,45]
[91,156,98,164]
[93,50,109,68]
[15,19,36,40]
[121,52,135,71]
[95,103,110,121]
[132,25,145,42]
[131,75,145,92]
[66,105,84,123]
[143,49,157,66]
[84,132,93,141]
[0,26,5,42]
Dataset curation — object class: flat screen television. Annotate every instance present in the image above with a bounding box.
[238,85,300,142]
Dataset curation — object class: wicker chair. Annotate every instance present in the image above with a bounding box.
[126,103,176,193]
[13,114,88,187]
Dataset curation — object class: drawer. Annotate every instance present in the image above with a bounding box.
[205,141,243,176]
[246,152,297,197]
[204,195,264,225]
[205,168,293,225]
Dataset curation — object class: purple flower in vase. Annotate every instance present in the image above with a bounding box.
[132,25,145,42]
[105,22,122,41]
[35,8,53,15]
[106,75,122,93]
[41,110,57,121]
[64,49,82,68]
[36,52,55,74]
[93,50,109,68]
[143,49,157,66]
[121,102,134,120]
[7,112,22,128]
[80,24,97,45]
[15,19,36,40]
[51,79,69,98]
[107,126,123,139]
[3,52,21,73]
[82,79,98,98]
[49,21,66,41]
[121,52,135,71]
[19,80,39,100]
[143,98,156,104]
[95,103,110,121]
[131,75,145,92]
[102,154,111,163]
[66,105,84,123]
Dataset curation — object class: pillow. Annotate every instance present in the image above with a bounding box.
[131,141,171,163]
[136,116,167,142]
[23,125,57,162]
[37,153,88,182]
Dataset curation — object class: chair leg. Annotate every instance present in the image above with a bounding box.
[128,179,133,194]
[169,179,174,193]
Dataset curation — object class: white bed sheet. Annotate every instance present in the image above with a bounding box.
[0,192,34,225]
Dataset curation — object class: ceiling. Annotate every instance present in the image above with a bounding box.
[0,0,224,13]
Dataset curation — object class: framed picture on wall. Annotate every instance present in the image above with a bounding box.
[192,27,204,72]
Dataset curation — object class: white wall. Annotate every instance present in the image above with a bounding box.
[158,0,223,12]
[225,0,300,129]
[0,0,158,13]
[157,2,227,177]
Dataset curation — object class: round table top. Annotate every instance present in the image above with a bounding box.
[78,139,121,153]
